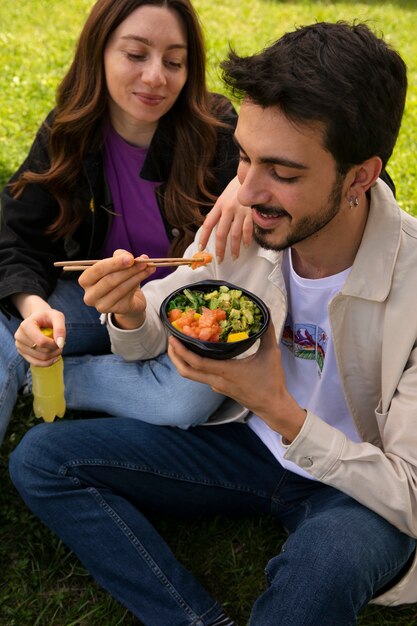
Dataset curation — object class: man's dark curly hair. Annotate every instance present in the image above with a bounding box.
[221,21,407,175]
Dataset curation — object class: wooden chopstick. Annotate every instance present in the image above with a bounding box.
[54,257,200,266]
[55,257,206,272]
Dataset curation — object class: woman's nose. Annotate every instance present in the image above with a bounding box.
[142,60,166,87]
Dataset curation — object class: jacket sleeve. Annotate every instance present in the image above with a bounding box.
[0,113,70,316]
[283,342,417,538]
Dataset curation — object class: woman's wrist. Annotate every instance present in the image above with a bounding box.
[11,294,51,319]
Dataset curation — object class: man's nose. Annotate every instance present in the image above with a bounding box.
[237,167,271,207]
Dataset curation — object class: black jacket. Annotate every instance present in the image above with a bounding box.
[0,96,239,317]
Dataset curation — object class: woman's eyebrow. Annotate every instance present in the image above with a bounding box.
[120,34,187,50]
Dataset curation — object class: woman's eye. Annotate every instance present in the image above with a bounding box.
[238,153,250,163]
[165,60,183,69]
[126,53,146,62]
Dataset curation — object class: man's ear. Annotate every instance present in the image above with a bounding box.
[347,156,382,198]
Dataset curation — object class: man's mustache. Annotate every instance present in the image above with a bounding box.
[252,205,290,218]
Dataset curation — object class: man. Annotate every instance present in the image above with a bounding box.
[9,21,417,626]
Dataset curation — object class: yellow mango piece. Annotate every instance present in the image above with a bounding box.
[227,331,249,343]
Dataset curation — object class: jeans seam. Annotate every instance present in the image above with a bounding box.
[59,461,240,623]
[270,470,291,505]
[372,548,414,597]
[270,471,315,516]
[61,459,270,499]
[85,486,203,620]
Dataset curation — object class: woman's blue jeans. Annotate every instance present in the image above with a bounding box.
[9,418,415,626]
[0,279,225,443]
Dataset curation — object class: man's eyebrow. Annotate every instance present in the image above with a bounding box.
[234,136,309,170]
[120,35,187,50]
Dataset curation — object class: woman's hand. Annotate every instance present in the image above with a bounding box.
[79,250,156,330]
[14,305,66,367]
[198,176,253,262]
[168,321,306,442]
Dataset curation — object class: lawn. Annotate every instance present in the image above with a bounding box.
[1,1,417,625]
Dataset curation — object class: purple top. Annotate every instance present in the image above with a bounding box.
[102,124,172,281]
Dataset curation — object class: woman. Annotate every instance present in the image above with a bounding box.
[0,0,242,442]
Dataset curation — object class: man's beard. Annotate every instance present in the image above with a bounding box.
[252,174,344,252]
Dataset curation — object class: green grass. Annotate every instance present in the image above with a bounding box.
[1,1,417,624]
[1,0,417,212]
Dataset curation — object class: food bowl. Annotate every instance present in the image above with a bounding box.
[160,280,270,360]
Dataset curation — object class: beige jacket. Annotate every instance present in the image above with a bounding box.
[107,180,417,606]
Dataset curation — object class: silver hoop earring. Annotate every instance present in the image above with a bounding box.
[349,196,359,209]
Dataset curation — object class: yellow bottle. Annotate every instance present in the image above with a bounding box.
[30,328,66,423]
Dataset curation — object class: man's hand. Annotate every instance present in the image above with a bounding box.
[168,321,306,442]
[198,176,253,263]
[79,250,156,330]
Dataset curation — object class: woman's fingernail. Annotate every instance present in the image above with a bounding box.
[216,256,223,264]
[232,255,238,262]
[198,243,203,251]
[56,337,65,349]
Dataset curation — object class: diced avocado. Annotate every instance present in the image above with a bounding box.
[229,289,242,301]
[218,292,231,304]
[243,309,254,324]
[229,308,241,320]
[204,290,219,301]
[167,284,263,342]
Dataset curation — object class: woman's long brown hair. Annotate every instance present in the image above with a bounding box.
[10,0,227,255]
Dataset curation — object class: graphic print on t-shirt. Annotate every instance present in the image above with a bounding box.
[281,313,328,373]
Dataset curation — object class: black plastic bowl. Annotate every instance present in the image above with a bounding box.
[160,280,270,360]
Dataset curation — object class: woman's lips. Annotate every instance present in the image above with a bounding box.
[134,92,165,106]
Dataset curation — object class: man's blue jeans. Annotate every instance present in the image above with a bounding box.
[9,418,415,626]
[0,279,225,443]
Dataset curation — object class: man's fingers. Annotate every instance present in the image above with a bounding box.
[168,336,231,392]
[168,336,207,370]
[87,273,143,313]
[78,253,135,289]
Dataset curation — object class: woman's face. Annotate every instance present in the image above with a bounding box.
[104,4,188,144]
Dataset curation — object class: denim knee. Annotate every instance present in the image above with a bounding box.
[159,382,225,429]
[160,395,212,429]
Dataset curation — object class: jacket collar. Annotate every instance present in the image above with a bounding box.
[342,179,401,302]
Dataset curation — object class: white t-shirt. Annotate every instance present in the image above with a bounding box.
[248,249,361,479]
